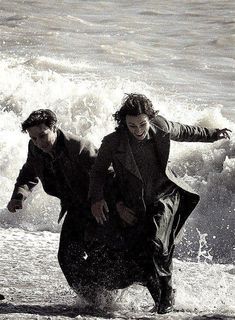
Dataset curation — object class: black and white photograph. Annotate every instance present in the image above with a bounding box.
[0,1,234,319]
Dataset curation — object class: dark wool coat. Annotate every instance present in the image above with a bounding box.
[10,129,110,292]
[89,115,221,241]
[11,129,97,222]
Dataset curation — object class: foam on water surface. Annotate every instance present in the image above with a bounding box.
[0,228,234,319]
[0,55,234,261]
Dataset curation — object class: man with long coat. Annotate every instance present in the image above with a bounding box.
[89,93,231,313]
[7,109,98,296]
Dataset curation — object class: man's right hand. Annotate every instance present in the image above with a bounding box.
[91,199,109,225]
[7,199,23,213]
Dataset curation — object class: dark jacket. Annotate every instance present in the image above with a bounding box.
[89,115,221,238]
[11,129,97,222]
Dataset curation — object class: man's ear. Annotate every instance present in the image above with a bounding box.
[53,125,57,132]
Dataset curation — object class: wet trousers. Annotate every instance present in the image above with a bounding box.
[123,189,180,303]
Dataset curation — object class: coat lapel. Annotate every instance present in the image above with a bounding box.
[115,125,171,181]
[150,123,170,170]
[115,130,143,181]
[59,131,79,190]
[59,152,75,189]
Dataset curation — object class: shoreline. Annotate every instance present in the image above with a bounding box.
[0,228,234,319]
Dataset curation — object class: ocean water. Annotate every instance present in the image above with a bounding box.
[0,228,235,320]
[0,228,235,319]
[0,0,234,266]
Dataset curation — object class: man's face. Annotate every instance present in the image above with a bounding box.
[27,124,57,153]
[126,114,150,141]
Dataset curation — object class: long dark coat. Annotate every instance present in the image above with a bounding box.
[10,129,101,292]
[11,129,97,222]
[89,115,220,243]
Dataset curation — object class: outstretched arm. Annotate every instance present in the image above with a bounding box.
[155,116,231,142]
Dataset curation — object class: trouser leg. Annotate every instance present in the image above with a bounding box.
[58,207,89,293]
[140,236,174,313]
[144,240,173,307]
[58,238,87,291]
[145,190,180,311]
[151,240,174,292]
[126,234,163,307]
[155,246,175,313]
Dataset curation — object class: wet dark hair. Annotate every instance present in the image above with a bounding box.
[113,93,158,130]
[21,109,57,132]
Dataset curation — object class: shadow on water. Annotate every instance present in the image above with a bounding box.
[0,302,114,319]
[0,303,234,320]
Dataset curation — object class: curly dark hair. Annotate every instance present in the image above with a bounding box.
[21,109,57,132]
[113,93,158,130]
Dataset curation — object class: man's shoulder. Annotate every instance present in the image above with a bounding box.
[151,115,171,134]
[61,130,96,154]
[62,130,83,142]
[102,130,122,145]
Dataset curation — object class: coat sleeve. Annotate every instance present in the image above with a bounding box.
[155,115,220,142]
[88,135,114,204]
[11,142,40,201]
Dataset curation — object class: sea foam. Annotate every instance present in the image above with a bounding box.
[0,56,234,261]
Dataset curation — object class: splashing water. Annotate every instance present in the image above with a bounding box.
[196,228,213,263]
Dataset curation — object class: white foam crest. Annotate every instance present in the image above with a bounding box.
[0,57,234,241]
[166,102,235,189]
[0,58,156,231]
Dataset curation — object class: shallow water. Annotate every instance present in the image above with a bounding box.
[0,228,234,319]
[0,0,234,261]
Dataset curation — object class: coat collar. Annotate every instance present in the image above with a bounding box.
[115,123,170,180]
[150,122,170,169]
[116,129,142,180]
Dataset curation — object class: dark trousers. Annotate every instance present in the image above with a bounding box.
[123,190,180,303]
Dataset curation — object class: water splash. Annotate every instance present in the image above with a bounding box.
[196,228,213,263]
